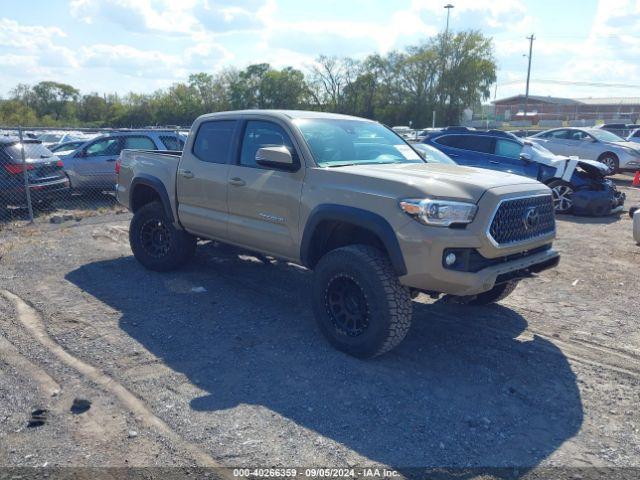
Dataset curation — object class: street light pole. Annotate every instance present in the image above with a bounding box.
[439,4,454,126]
[523,34,535,122]
[444,4,454,35]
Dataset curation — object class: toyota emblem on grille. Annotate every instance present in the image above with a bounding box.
[523,207,540,230]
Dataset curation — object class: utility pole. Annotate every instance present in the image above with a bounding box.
[523,34,535,122]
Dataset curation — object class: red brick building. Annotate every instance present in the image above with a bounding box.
[492,95,640,124]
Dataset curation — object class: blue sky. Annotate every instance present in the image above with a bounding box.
[1,0,639,101]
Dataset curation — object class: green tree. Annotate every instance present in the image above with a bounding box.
[438,30,496,126]
[30,81,80,121]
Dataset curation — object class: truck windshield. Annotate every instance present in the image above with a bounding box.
[293,118,425,167]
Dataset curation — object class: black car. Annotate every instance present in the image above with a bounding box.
[0,137,70,210]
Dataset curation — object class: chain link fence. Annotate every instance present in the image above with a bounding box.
[0,125,188,228]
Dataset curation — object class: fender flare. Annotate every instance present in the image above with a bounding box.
[129,174,175,223]
[300,204,407,276]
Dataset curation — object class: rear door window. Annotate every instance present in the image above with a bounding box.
[435,135,493,154]
[124,136,157,150]
[547,129,570,139]
[193,120,237,164]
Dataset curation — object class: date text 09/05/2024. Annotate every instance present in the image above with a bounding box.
[232,468,401,478]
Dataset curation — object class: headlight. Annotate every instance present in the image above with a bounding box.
[399,198,478,227]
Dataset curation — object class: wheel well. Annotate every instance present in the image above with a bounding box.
[131,184,161,213]
[306,220,387,269]
[597,151,618,161]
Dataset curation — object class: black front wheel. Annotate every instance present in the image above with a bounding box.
[312,245,412,358]
[129,202,196,271]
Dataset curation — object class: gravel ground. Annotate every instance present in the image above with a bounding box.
[0,175,639,477]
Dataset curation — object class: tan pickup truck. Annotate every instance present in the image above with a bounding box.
[116,110,559,357]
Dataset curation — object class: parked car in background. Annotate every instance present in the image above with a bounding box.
[411,143,457,164]
[49,140,86,156]
[627,128,640,145]
[414,128,441,143]
[528,127,640,173]
[0,137,69,212]
[36,132,82,148]
[423,127,625,215]
[391,126,416,140]
[597,123,640,139]
[507,129,534,138]
[61,130,186,191]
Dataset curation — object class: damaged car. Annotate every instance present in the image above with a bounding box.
[422,127,625,215]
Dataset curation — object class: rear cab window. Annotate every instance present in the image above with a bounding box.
[192,120,238,164]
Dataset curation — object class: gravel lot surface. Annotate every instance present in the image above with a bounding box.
[0,175,639,477]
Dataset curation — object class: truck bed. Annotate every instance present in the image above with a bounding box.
[116,149,182,221]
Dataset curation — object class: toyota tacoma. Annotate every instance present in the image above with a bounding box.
[116,110,560,358]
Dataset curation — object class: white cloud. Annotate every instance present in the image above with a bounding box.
[257,1,438,63]
[0,18,66,47]
[69,0,268,36]
[70,0,199,35]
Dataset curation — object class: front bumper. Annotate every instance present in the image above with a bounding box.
[572,183,625,216]
[396,183,559,296]
[401,244,559,296]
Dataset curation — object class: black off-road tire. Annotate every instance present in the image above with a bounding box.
[312,244,412,358]
[129,201,196,272]
[467,280,519,306]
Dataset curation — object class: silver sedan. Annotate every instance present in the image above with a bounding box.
[528,127,640,173]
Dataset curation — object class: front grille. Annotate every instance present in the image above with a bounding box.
[489,195,555,246]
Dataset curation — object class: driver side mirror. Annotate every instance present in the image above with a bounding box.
[256,146,294,170]
[75,149,86,158]
[519,152,532,162]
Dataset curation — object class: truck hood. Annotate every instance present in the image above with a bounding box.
[330,162,542,203]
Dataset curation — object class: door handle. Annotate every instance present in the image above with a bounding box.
[178,169,194,179]
[489,160,500,164]
[229,177,246,187]
[106,158,116,162]
[448,153,460,157]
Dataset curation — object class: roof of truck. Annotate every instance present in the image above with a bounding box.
[197,110,373,122]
